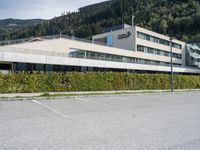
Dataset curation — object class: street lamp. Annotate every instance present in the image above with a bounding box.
[170,37,174,92]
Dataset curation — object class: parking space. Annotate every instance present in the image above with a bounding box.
[1,92,200,150]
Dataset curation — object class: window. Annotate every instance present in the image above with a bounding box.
[147,48,154,54]
[137,32,180,47]
[164,52,168,56]
[69,49,85,58]
[157,50,161,55]
[86,52,96,59]
[159,51,164,56]
[137,32,150,41]
[160,39,169,46]
[172,43,182,49]
[97,53,105,60]
[137,45,182,59]
[137,45,144,52]
[122,57,131,63]
[94,37,107,44]
[69,48,180,67]
[105,54,111,61]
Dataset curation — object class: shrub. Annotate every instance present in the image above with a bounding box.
[0,72,199,93]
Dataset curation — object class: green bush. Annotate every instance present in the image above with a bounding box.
[0,72,199,93]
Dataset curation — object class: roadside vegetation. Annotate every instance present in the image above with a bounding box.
[0,72,200,93]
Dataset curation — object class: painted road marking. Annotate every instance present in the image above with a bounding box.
[32,100,72,120]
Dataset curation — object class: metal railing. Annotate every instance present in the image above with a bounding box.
[60,34,107,46]
[0,34,107,47]
[0,34,61,46]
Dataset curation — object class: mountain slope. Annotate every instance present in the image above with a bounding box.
[0,0,200,42]
[0,19,45,28]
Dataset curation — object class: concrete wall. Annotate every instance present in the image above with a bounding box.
[0,38,181,64]
[135,26,186,66]
[0,50,199,74]
[92,26,185,65]
[92,27,135,50]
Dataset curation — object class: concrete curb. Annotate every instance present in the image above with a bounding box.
[0,90,167,98]
[0,89,200,101]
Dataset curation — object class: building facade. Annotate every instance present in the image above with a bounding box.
[93,25,185,68]
[186,42,200,68]
[0,25,199,74]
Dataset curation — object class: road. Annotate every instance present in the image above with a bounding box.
[1,92,200,150]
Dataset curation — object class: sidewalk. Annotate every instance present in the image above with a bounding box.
[0,89,200,99]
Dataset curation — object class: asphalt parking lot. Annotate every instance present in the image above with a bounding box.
[1,92,200,150]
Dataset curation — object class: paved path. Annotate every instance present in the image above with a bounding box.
[1,92,200,150]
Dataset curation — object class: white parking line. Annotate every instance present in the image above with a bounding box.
[32,100,71,119]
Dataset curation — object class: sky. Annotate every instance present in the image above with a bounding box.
[0,0,105,19]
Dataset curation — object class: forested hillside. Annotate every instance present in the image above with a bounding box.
[0,19,45,28]
[0,0,200,42]
[0,19,45,40]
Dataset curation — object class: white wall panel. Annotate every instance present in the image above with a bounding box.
[1,51,198,73]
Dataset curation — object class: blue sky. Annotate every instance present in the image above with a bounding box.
[0,0,105,19]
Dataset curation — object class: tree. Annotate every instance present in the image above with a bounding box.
[181,35,189,42]
[159,20,168,34]
[1,0,200,42]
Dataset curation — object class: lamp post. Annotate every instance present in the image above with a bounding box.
[170,37,174,92]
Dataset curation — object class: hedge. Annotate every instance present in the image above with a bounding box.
[0,72,200,93]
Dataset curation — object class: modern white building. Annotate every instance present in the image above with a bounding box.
[93,25,185,66]
[0,25,199,74]
[186,42,200,68]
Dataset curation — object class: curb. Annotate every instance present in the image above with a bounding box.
[0,89,200,101]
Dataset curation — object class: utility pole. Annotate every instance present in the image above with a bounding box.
[130,5,134,27]
[170,37,174,92]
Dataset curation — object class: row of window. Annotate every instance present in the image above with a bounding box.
[186,45,200,68]
[69,49,181,67]
[137,45,182,59]
[188,48,200,55]
[137,32,182,49]
[13,63,82,72]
